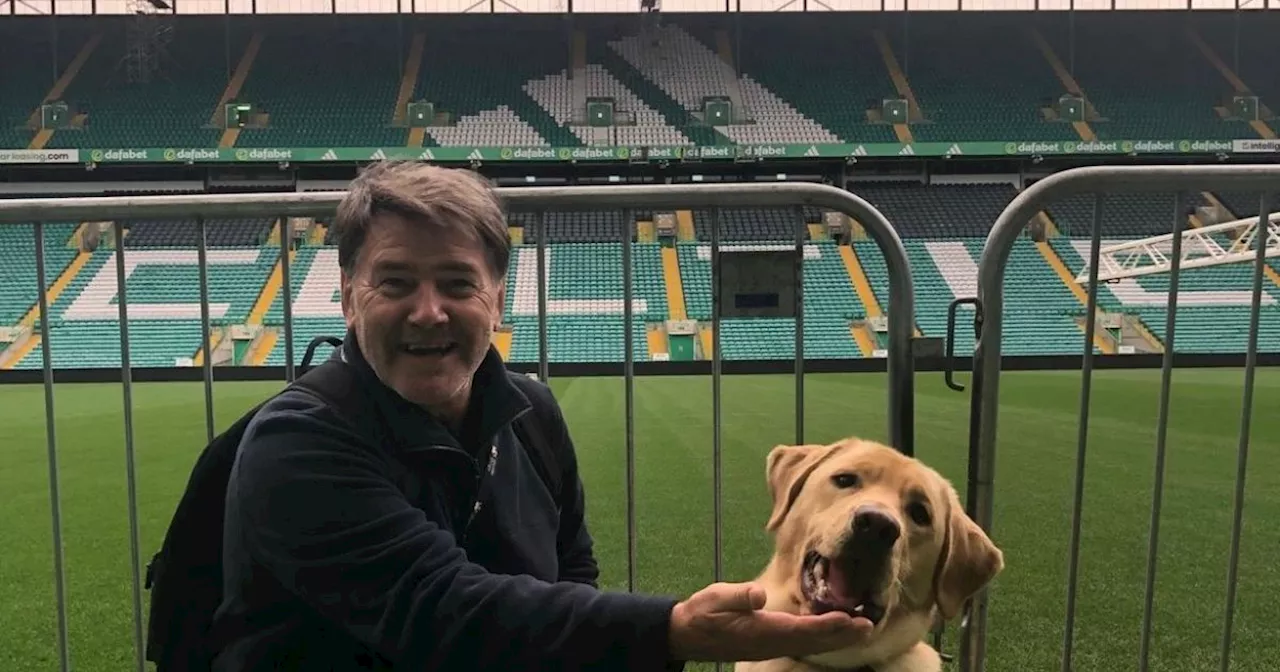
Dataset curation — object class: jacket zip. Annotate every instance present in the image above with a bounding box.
[461,444,495,540]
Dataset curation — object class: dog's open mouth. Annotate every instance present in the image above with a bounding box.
[801,550,886,626]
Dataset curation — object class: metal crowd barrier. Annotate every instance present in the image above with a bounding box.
[964,165,1280,672]
[0,181,916,672]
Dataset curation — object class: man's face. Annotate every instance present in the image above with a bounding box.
[340,212,505,421]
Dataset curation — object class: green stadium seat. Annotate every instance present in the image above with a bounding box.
[1052,236,1280,354]
[0,20,57,150]
[677,240,864,360]
[235,18,406,148]
[504,241,667,362]
[0,223,79,326]
[856,237,1097,357]
[45,21,228,149]
[15,320,206,369]
[416,17,580,148]
[902,16,1081,143]
[853,182,1015,239]
[1038,14,1255,141]
[732,17,898,144]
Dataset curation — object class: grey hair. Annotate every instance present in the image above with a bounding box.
[332,161,510,278]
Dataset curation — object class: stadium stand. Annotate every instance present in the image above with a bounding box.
[10,177,1278,370]
[120,217,274,249]
[0,223,80,326]
[585,19,726,147]
[4,11,1280,372]
[689,208,804,242]
[1052,236,1280,355]
[1045,192,1204,238]
[516,211,627,245]
[234,18,406,148]
[1036,13,1257,140]
[504,241,667,362]
[0,25,64,150]
[416,17,579,148]
[677,240,864,360]
[733,17,898,144]
[44,21,229,150]
[898,15,1081,143]
[852,182,1015,239]
[4,12,1280,151]
[526,63,692,147]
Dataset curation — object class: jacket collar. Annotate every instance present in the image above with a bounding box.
[334,328,531,455]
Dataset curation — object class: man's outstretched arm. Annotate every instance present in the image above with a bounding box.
[229,398,675,672]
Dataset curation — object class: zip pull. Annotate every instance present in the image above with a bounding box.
[462,443,500,545]
[462,499,483,546]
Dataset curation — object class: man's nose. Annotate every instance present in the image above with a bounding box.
[407,285,448,323]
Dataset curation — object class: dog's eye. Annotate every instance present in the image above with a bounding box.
[906,502,932,527]
[831,473,859,489]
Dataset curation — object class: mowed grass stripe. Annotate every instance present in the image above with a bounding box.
[2,369,1277,672]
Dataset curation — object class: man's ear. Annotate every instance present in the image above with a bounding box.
[933,487,1004,621]
[339,268,354,328]
[764,442,840,533]
[493,279,507,331]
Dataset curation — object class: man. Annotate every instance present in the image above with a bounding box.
[210,161,868,671]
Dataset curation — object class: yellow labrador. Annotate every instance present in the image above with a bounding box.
[736,437,1003,672]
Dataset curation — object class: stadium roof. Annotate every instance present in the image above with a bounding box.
[1,0,1276,15]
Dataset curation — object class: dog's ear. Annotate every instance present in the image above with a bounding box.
[933,490,1004,621]
[765,442,838,533]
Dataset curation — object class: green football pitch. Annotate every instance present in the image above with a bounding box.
[2,368,1278,672]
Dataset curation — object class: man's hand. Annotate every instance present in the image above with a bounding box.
[667,581,873,663]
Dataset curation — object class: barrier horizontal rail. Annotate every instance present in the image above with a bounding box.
[968,164,1280,672]
[3,180,917,672]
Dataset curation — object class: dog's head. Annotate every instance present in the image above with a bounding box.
[765,437,1003,634]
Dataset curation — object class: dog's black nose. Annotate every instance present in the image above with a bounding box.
[852,506,901,547]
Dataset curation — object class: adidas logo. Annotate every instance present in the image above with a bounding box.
[320,149,337,160]
[898,145,915,156]
[803,145,819,157]
[369,148,387,160]
[851,145,868,156]
[467,149,484,160]
[419,149,435,160]
[947,144,963,155]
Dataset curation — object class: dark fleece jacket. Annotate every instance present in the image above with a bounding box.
[210,333,683,671]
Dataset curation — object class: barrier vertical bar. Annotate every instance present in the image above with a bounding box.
[971,165,1280,672]
[113,222,146,672]
[1218,192,1272,672]
[1138,191,1186,672]
[537,210,549,382]
[1062,193,1105,672]
[34,221,72,672]
[711,207,724,672]
[279,216,295,381]
[793,206,805,445]
[622,208,637,594]
[197,217,215,443]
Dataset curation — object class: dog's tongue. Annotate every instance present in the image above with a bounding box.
[826,561,855,606]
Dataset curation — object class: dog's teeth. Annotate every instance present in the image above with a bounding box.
[853,604,865,614]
